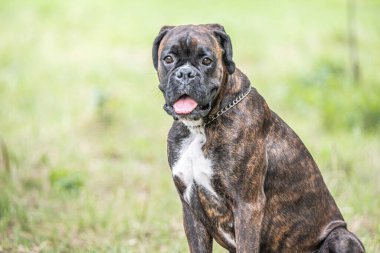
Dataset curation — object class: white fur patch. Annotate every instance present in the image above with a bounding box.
[220,230,236,248]
[181,118,203,129]
[172,122,217,203]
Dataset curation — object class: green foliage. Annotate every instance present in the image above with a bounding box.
[49,168,85,194]
[288,57,380,133]
[0,192,10,220]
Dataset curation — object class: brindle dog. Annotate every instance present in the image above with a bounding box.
[152,24,365,253]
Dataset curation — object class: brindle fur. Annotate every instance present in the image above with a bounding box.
[153,24,365,253]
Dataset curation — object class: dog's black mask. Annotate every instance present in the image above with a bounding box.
[152,24,235,121]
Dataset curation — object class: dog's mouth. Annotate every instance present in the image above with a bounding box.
[172,95,211,115]
[163,95,212,120]
[173,95,198,115]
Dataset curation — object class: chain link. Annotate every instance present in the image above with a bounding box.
[204,86,252,126]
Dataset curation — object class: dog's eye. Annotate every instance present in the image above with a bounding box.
[163,56,174,64]
[202,57,212,66]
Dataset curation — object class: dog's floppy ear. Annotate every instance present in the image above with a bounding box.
[152,26,174,70]
[207,24,236,74]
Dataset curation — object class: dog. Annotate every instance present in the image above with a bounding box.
[152,24,365,253]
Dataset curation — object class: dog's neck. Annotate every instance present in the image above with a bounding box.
[208,68,251,121]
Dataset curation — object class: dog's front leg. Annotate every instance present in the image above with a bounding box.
[232,156,267,253]
[182,200,213,253]
[233,196,265,253]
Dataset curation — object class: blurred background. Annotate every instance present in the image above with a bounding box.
[0,0,379,252]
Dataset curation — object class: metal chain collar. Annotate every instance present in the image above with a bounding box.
[203,86,252,126]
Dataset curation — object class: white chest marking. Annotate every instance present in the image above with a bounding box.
[172,123,217,203]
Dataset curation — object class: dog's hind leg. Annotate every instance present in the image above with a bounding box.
[318,227,365,253]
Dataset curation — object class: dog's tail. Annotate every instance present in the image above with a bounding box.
[318,227,365,253]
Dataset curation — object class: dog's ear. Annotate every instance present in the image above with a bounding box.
[207,24,236,74]
[152,26,174,70]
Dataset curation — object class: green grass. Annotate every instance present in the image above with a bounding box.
[0,0,379,252]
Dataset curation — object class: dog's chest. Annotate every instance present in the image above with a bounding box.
[171,127,236,249]
[172,129,217,203]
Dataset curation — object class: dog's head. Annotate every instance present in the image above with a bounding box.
[152,24,235,121]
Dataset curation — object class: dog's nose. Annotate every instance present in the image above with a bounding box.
[175,67,196,84]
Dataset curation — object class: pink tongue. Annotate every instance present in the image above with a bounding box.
[173,96,198,115]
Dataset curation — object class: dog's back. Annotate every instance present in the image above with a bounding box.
[261,111,364,252]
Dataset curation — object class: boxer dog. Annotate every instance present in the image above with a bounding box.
[152,24,365,253]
